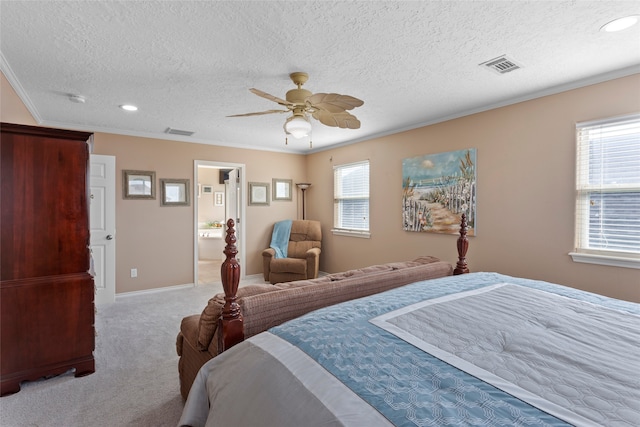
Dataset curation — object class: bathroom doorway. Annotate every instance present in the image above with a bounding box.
[194,160,246,285]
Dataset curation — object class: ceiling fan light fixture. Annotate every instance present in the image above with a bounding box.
[284,114,312,139]
[229,72,363,143]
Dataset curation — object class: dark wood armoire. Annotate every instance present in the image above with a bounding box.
[1,122,95,396]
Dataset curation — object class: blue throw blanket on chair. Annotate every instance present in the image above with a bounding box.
[270,220,292,258]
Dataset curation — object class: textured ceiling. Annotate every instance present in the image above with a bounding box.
[1,1,639,153]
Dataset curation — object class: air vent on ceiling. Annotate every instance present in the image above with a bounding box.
[164,127,195,137]
[480,55,522,74]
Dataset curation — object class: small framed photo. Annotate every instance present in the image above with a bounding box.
[272,178,292,201]
[160,178,190,206]
[249,182,269,206]
[202,185,213,194]
[123,170,156,199]
[214,191,224,206]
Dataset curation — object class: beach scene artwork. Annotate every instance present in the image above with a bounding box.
[402,148,476,235]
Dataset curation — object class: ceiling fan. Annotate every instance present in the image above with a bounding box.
[228,72,364,146]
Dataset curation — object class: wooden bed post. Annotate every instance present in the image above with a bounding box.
[217,219,244,353]
[454,213,470,275]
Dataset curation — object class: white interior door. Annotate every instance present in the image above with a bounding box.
[225,168,240,242]
[90,154,116,304]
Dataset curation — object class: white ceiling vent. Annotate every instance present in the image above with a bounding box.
[164,127,194,136]
[480,55,522,74]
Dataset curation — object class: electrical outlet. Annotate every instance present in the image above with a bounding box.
[130,268,137,278]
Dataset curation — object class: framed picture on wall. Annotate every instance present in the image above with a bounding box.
[402,148,476,235]
[249,182,269,206]
[123,170,156,199]
[160,178,190,207]
[272,178,292,201]
[214,191,224,206]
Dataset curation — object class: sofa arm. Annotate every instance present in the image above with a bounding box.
[262,248,275,281]
[177,314,201,355]
[305,247,321,279]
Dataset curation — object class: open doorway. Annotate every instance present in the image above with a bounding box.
[194,160,246,285]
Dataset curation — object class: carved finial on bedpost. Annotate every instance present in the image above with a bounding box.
[454,213,470,275]
[218,219,244,353]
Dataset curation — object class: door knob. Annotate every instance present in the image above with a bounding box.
[106,235,113,240]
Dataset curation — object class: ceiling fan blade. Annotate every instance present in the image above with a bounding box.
[227,109,288,117]
[249,88,292,107]
[312,110,361,129]
[306,93,364,113]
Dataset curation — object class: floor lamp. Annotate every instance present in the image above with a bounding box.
[296,183,311,220]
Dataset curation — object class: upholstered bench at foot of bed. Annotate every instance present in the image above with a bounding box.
[176,256,453,400]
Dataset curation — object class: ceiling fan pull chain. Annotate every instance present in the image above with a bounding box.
[285,136,288,145]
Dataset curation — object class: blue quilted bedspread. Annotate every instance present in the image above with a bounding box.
[271,272,640,427]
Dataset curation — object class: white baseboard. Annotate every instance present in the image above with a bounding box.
[116,282,196,300]
[114,272,326,299]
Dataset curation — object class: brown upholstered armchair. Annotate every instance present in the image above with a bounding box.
[262,220,322,284]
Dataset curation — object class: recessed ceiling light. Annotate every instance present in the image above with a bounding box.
[120,104,138,111]
[600,15,639,32]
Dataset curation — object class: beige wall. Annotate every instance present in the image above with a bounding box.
[93,133,307,293]
[1,74,37,126]
[306,74,640,302]
[3,72,639,301]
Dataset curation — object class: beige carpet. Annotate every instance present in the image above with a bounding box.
[0,274,265,427]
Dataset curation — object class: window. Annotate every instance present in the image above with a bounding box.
[333,160,370,237]
[570,113,640,269]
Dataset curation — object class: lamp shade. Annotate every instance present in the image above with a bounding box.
[284,115,311,139]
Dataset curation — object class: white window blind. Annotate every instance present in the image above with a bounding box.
[573,113,640,267]
[333,161,369,233]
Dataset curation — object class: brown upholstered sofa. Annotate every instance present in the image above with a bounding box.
[176,255,453,400]
[262,219,322,284]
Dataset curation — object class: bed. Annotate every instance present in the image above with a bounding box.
[179,216,639,427]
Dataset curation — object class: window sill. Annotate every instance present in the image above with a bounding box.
[569,252,640,269]
[331,229,371,239]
